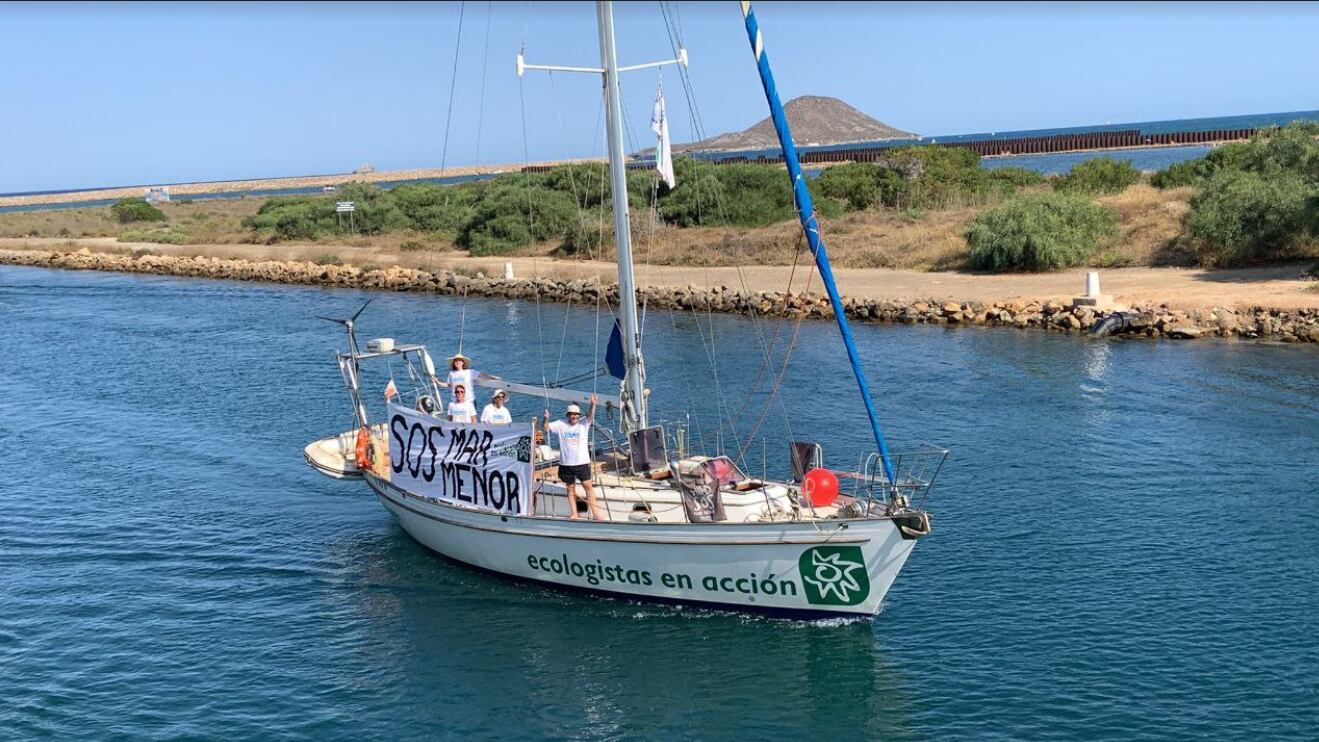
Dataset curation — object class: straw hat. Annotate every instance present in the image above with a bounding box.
[565,404,582,415]
[448,352,471,369]
[492,389,508,400]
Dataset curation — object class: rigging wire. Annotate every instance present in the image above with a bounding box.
[654,1,806,461]
[473,0,493,166]
[438,1,467,178]
[517,36,552,415]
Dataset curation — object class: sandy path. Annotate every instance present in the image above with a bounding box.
[4,237,1316,310]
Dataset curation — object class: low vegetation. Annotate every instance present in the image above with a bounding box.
[119,224,188,245]
[110,198,166,223]
[964,193,1119,271]
[9,129,1319,274]
[1151,123,1319,266]
[1053,157,1141,195]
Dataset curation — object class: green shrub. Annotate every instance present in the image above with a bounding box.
[330,182,409,235]
[246,197,337,239]
[110,198,166,223]
[1054,157,1141,195]
[986,167,1046,188]
[388,182,479,234]
[119,225,188,245]
[1152,122,1319,189]
[708,162,796,225]
[458,184,578,255]
[399,240,427,252]
[809,162,904,212]
[964,193,1119,272]
[897,146,992,209]
[1185,170,1315,265]
[1150,159,1203,189]
[656,158,730,227]
[246,183,408,240]
[815,162,886,211]
[312,253,340,265]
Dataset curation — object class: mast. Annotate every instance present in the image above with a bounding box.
[596,0,647,432]
[517,2,685,434]
[738,2,898,485]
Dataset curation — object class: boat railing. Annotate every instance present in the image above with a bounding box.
[855,444,949,510]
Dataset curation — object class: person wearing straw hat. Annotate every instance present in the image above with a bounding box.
[480,388,512,425]
[544,394,605,521]
[440,352,496,404]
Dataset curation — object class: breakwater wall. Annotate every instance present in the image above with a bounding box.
[655,128,1258,168]
[3,248,1316,343]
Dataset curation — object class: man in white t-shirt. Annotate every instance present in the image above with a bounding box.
[446,384,477,424]
[544,394,605,521]
[481,389,512,424]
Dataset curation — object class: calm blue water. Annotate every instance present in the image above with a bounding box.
[2,266,1317,740]
[981,145,1213,175]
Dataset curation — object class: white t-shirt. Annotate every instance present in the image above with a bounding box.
[481,404,512,424]
[447,401,477,423]
[447,369,476,400]
[548,419,592,466]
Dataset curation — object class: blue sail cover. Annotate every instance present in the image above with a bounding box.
[738,1,897,484]
[606,320,626,380]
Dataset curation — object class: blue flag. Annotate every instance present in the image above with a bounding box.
[606,321,626,379]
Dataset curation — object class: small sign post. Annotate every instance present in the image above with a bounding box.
[336,201,356,233]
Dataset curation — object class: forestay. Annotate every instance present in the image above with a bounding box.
[386,403,534,516]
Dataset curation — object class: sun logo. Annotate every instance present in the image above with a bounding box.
[798,546,870,606]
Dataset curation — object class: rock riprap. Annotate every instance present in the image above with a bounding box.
[3,248,1316,343]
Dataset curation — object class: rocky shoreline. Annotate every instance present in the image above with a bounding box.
[4,248,1317,343]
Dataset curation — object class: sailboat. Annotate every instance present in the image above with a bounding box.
[304,1,946,619]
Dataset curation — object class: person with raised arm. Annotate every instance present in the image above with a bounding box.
[441,353,497,405]
[544,394,605,521]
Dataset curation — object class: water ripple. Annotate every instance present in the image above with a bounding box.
[2,265,1317,740]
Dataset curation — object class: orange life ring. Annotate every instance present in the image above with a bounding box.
[354,427,373,470]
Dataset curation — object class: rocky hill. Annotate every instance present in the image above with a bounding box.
[682,96,916,152]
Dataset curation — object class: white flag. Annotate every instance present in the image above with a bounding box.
[651,83,676,188]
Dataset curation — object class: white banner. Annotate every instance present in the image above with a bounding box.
[386,403,533,516]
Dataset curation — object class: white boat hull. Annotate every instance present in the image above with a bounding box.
[365,474,919,618]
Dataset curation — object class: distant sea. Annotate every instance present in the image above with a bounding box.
[4,109,1318,212]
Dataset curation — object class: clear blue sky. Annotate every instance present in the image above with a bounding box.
[3,1,1318,193]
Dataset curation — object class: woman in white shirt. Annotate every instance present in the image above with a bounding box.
[480,389,512,424]
[446,384,477,423]
[443,353,496,405]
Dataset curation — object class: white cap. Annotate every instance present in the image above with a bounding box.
[565,404,582,415]
[492,389,507,399]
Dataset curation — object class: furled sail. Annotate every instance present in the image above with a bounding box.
[738,1,897,484]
